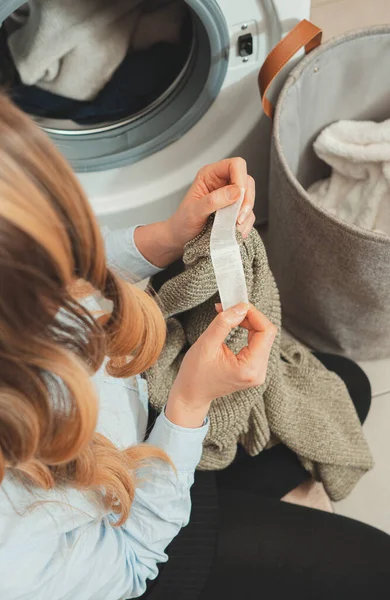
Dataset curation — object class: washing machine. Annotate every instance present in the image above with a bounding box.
[0,0,311,228]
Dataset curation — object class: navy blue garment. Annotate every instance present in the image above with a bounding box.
[0,25,18,87]
[10,42,187,125]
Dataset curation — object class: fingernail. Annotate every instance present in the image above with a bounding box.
[215,302,222,311]
[232,303,249,316]
[238,207,249,225]
[226,185,240,201]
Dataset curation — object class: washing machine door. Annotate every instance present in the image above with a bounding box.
[0,0,232,173]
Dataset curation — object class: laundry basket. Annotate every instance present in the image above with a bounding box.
[259,20,390,360]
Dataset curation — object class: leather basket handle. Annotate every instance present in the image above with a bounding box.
[259,19,322,119]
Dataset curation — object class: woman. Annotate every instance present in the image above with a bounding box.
[0,94,388,600]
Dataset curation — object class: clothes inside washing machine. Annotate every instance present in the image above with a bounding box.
[1,0,192,127]
[0,0,227,172]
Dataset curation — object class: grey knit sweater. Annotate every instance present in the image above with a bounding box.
[145,222,374,501]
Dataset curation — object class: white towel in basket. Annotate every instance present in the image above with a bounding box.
[308,119,390,235]
[7,0,186,101]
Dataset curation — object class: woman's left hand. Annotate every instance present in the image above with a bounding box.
[167,157,256,249]
[133,158,255,268]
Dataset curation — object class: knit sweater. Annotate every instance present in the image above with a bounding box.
[145,222,374,501]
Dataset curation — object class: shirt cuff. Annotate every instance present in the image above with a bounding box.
[147,410,209,472]
[102,225,163,281]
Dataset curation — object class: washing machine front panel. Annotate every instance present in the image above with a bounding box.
[0,0,311,227]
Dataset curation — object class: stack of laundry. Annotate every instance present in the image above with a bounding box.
[308,119,390,235]
[2,0,190,124]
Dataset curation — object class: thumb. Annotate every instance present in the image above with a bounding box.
[202,303,249,349]
[200,185,241,218]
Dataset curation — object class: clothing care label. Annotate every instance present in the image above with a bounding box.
[210,187,249,310]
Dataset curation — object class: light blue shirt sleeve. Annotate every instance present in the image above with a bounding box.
[0,412,208,600]
[102,226,163,281]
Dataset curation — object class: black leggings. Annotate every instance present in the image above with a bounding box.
[146,354,390,600]
[201,490,390,600]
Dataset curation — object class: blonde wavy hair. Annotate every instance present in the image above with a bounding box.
[0,94,167,525]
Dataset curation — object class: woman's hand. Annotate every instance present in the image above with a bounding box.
[167,157,256,247]
[165,303,277,428]
[134,158,256,268]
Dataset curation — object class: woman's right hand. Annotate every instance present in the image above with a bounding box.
[165,303,277,428]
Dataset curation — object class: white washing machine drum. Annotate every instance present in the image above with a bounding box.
[0,0,230,173]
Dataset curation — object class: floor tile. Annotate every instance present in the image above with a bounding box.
[311,0,390,40]
[359,359,390,398]
[311,0,340,8]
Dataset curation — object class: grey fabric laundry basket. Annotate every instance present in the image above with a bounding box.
[259,20,390,360]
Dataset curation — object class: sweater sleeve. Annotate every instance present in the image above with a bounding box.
[102,225,163,281]
[0,412,208,600]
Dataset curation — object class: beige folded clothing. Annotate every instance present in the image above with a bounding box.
[7,0,186,101]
